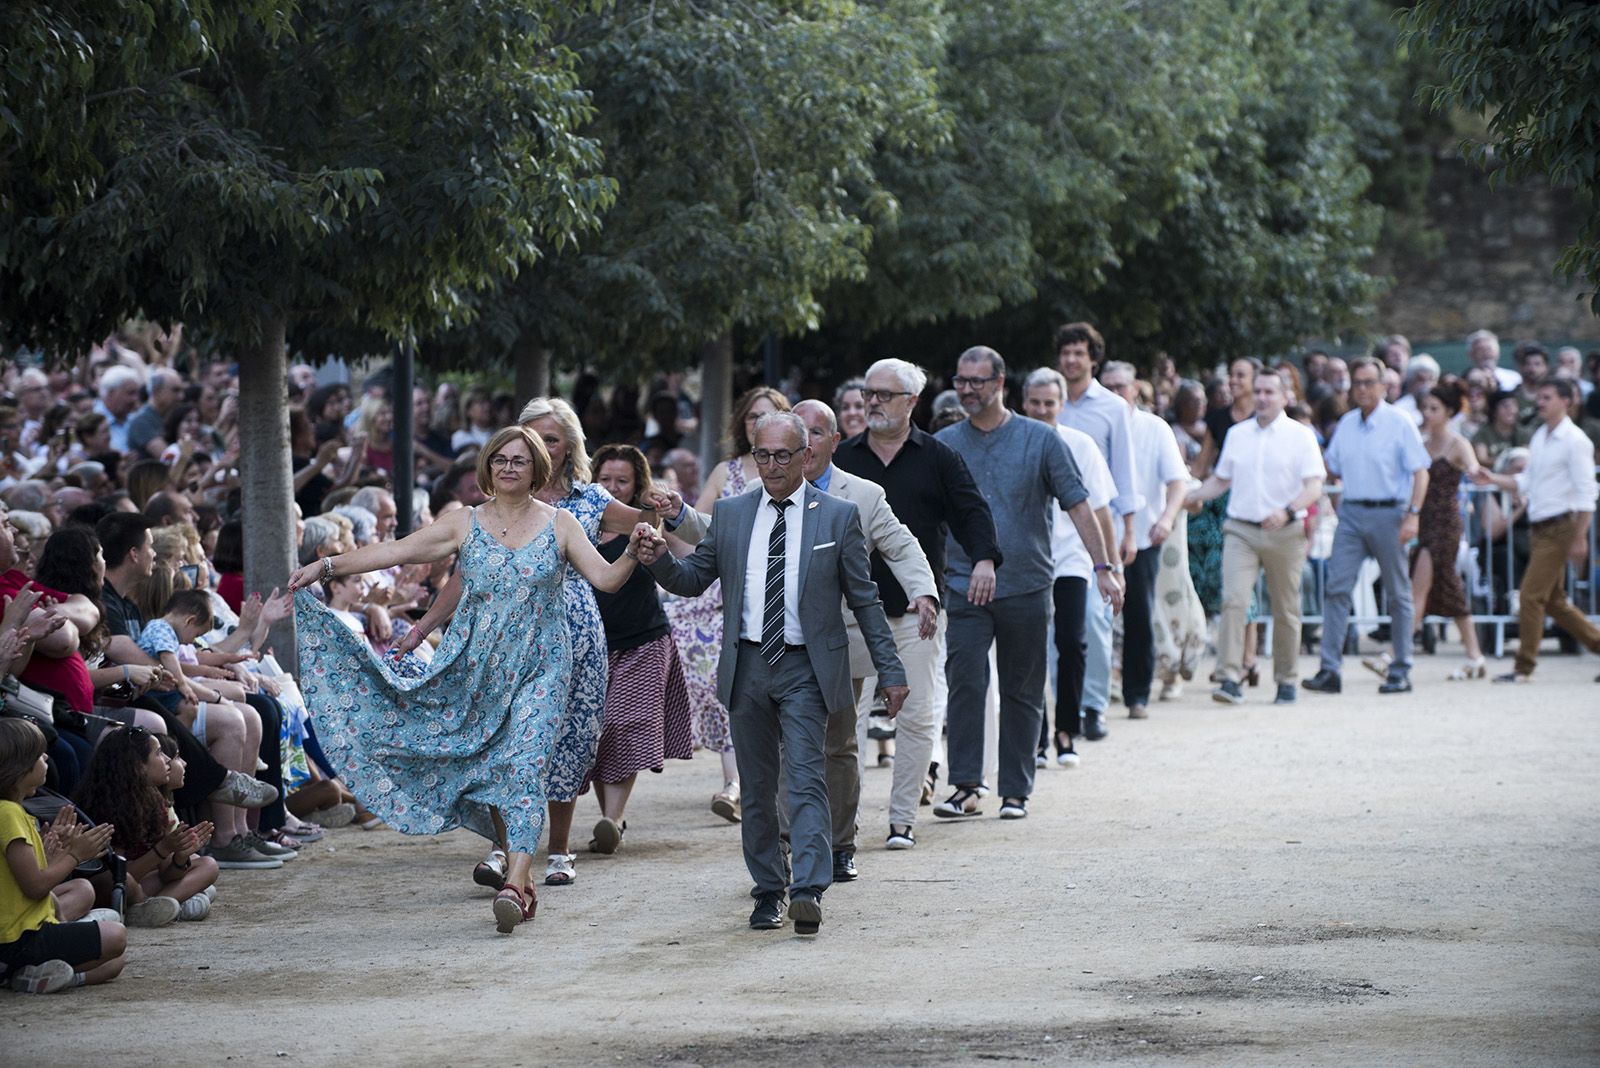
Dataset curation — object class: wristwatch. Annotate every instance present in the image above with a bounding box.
[1094,562,1121,574]
[1407,505,1422,515]
[1284,506,1297,525]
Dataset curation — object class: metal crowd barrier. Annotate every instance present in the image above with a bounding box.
[1255,475,1600,658]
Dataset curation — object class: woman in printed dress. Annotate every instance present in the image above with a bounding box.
[291,426,650,933]
[400,399,694,889]
[663,385,789,823]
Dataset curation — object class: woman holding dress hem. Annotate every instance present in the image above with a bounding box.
[290,426,650,933]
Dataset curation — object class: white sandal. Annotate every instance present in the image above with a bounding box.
[1447,656,1487,681]
[544,853,576,886]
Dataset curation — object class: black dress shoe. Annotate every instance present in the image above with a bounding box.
[1378,674,1413,694]
[1082,710,1108,741]
[748,892,785,930]
[1303,669,1341,694]
[832,850,858,882]
[788,893,822,935]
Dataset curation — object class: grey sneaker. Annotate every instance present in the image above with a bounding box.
[1212,681,1244,704]
[242,831,297,860]
[308,802,357,828]
[207,770,279,809]
[125,896,181,928]
[205,834,283,870]
[84,907,122,924]
[178,895,211,922]
[9,959,74,994]
[202,885,219,902]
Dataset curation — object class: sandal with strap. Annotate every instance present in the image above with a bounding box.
[1447,656,1487,681]
[493,884,536,933]
[932,786,983,819]
[544,852,576,886]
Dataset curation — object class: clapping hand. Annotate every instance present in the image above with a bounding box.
[52,807,115,862]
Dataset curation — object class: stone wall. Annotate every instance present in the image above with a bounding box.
[1376,157,1597,341]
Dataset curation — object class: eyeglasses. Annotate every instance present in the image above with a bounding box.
[1350,376,1381,388]
[488,455,532,470]
[951,375,998,390]
[862,388,913,403]
[751,449,797,466]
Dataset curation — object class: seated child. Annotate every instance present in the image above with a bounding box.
[0,719,127,993]
[72,727,214,926]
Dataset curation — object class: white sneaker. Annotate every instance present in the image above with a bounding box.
[178,895,211,921]
[9,960,74,994]
[125,896,181,928]
[84,908,121,924]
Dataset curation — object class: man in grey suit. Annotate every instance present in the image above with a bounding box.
[636,411,908,935]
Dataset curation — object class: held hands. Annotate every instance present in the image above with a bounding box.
[1149,518,1174,547]
[967,559,997,606]
[630,523,666,565]
[878,684,909,717]
[644,488,684,521]
[1097,569,1125,614]
[910,595,938,641]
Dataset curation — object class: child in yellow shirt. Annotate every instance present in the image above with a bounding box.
[0,719,127,993]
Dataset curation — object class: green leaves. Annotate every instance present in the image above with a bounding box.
[1403,0,1600,311]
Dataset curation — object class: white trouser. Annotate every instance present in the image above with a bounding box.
[854,612,947,828]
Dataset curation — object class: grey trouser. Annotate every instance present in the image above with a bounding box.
[945,586,1051,799]
[730,641,832,899]
[1318,503,1413,675]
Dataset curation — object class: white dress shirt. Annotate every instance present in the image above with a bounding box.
[1491,365,1523,391]
[1214,412,1325,522]
[1517,417,1598,522]
[1130,409,1189,550]
[1051,425,1114,580]
[742,481,807,644]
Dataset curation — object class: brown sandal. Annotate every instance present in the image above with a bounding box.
[493,884,536,933]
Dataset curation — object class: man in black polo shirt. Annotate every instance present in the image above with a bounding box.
[833,357,1001,843]
[97,512,156,657]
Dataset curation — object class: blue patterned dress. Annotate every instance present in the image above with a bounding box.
[294,513,571,853]
[541,481,613,803]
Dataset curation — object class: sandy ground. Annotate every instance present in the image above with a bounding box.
[4,641,1598,1067]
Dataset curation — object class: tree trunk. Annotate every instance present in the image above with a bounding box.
[392,344,415,537]
[698,333,733,471]
[513,333,551,401]
[238,314,297,667]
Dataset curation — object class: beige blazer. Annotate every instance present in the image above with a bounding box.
[826,467,937,678]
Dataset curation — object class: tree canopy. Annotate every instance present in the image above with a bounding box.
[1402,0,1600,312]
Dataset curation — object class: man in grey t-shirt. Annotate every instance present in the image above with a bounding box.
[932,346,1122,822]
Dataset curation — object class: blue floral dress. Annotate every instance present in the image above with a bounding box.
[294,512,571,853]
[542,481,613,803]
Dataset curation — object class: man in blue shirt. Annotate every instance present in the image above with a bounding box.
[1305,356,1431,695]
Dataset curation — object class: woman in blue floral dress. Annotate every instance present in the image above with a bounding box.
[291,426,649,934]
[406,398,700,889]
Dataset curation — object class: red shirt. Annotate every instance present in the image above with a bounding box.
[0,569,95,714]
[218,571,243,614]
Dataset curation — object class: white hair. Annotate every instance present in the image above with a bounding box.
[1101,360,1137,382]
[1022,367,1066,399]
[350,486,394,514]
[298,516,340,565]
[99,364,143,396]
[1466,328,1499,353]
[6,510,51,539]
[864,358,928,396]
[332,504,377,545]
[752,411,808,451]
[1405,354,1440,385]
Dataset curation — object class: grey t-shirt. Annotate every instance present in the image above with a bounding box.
[937,413,1088,599]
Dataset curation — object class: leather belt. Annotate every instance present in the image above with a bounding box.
[742,639,806,652]
[1345,498,1400,508]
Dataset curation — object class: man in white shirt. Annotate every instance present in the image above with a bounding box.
[1467,327,1523,392]
[1473,377,1600,683]
[1023,368,1116,767]
[1100,361,1190,719]
[1188,370,1325,704]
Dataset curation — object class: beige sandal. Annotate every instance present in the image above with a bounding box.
[1447,657,1486,681]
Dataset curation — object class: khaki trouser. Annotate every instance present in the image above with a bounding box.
[1219,518,1308,685]
[1515,513,1600,676]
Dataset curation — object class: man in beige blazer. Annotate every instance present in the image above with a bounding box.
[795,400,938,882]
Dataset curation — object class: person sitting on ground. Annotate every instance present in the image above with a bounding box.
[0,718,128,993]
[72,726,211,926]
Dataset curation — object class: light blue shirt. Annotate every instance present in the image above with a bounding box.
[93,399,134,453]
[811,465,834,493]
[1323,402,1430,500]
[1058,379,1139,516]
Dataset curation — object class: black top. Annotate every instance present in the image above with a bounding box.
[833,426,1001,617]
[293,453,333,516]
[1203,405,1250,453]
[101,578,143,640]
[593,536,670,653]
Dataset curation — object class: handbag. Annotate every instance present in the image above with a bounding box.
[0,675,59,744]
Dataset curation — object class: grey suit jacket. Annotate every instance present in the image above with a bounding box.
[668,504,711,544]
[827,468,937,678]
[647,481,906,713]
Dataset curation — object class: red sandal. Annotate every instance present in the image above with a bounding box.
[493,884,536,933]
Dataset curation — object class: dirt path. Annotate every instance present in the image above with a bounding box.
[5,645,1598,1066]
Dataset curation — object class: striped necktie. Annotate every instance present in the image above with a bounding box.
[759,498,793,665]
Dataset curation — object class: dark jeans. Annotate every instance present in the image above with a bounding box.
[245,693,286,833]
[945,586,1051,799]
[1041,577,1087,749]
[46,729,94,795]
[1121,546,1161,707]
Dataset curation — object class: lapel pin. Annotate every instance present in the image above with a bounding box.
[808,500,818,509]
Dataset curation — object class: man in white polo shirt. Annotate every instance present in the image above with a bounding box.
[1188,369,1325,705]
[1473,376,1600,683]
